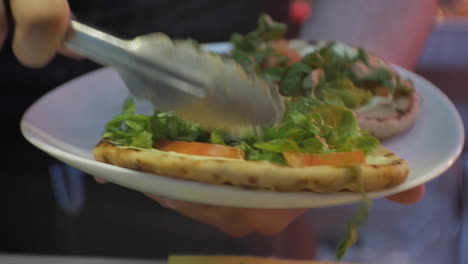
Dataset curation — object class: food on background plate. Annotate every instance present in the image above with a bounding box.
[230,14,418,139]
[92,14,414,261]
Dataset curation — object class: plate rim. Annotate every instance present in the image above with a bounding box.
[19,43,465,208]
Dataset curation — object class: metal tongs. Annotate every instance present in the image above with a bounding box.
[64,20,285,132]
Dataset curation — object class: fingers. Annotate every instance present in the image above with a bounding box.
[161,200,253,237]
[386,185,425,205]
[57,12,84,60]
[146,194,246,236]
[11,0,70,67]
[0,0,7,47]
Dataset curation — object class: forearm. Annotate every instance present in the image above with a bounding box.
[299,0,439,69]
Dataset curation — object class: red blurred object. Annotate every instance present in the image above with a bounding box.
[289,0,311,24]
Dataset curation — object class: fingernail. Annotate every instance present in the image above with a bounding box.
[94,176,107,184]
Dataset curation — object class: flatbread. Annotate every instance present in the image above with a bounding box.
[168,255,354,264]
[357,91,418,140]
[93,141,409,193]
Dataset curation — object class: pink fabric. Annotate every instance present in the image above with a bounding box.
[289,0,312,24]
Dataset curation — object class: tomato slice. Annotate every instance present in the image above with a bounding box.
[154,140,245,159]
[263,39,302,68]
[283,151,366,167]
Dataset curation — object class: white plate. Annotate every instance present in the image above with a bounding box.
[20,43,465,209]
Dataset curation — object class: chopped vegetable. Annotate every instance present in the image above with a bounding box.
[102,98,153,148]
[154,140,245,159]
[230,15,414,110]
[336,178,371,261]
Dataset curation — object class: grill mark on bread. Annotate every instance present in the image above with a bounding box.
[213,174,221,181]
[248,176,258,184]
[295,178,309,187]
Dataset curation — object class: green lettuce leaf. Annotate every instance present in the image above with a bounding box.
[256,13,287,41]
[317,43,358,80]
[394,76,414,95]
[283,98,379,155]
[316,79,372,109]
[336,177,371,260]
[254,139,300,153]
[233,141,286,165]
[261,67,286,82]
[150,111,203,142]
[229,14,288,72]
[228,98,380,157]
[302,51,325,68]
[102,98,153,148]
[357,67,396,89]
[102,99,206,148]
[103,95,379,163]
[210,129,226,145]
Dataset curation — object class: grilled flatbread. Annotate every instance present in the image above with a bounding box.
[94,141,408,193]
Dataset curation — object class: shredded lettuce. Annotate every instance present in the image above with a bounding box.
[336,177,371,261]
[230,14,414,109]
[280,98,379,155]
[102,98,153,148]
[102,98,207,148]
[316,78,372,109]
[102,97,379,161]
[254,139,301,153]
[279,63,313,96]
[150,111,204,142]
[231,13,287,51]
[210,130,226,145]
[233,141,286,165]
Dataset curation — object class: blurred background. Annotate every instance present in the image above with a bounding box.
[1,0,468,264]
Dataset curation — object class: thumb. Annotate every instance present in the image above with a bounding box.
[11,0,70,67]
